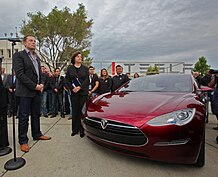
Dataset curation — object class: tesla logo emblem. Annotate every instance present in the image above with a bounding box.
[101,119,108,129]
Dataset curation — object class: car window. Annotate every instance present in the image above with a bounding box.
[119,74,192,92]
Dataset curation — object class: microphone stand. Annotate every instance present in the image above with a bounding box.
[0,56,12,156]
[4,38,26,170]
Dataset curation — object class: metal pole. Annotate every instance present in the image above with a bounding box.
[4,38,26,170]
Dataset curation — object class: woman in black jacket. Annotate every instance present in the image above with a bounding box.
[98,68,112,94]
[65,51,89,137]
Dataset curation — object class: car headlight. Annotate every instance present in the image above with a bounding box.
[147,108,196,126]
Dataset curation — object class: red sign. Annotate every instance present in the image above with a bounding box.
[111,62,115,76]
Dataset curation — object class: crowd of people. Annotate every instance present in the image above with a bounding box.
[0,35,139,152]
[193,71,218,131]
[1,35,218,153]
[192,70,218,146]
[2,60,137,121]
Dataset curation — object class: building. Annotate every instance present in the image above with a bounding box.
[0,39,24,73]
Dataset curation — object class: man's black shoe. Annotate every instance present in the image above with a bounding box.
[68,116,72,120]
[213,127,218,130]
[80,133,85,138]
[43,114,48,118]
[50,115,56,118]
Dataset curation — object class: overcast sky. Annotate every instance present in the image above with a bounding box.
[0,0,218,68]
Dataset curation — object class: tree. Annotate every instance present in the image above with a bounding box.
[146,65,159,75]
[193,56,210,76]
[20,3,93,70]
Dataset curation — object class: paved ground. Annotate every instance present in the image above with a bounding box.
[0,114,218,177]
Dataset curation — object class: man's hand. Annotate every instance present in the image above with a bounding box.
[54,88,58,93]
[35,84,44,92]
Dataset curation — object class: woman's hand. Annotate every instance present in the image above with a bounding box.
[72,86,81,93]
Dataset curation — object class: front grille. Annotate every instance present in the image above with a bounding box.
[83,117,147,146]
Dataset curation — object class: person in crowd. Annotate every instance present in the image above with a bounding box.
[111,65,130,92]
[64,85,72,120]
[201,69,213,122]
[13,34,51,153]
[0,72,10,149]
[208,72,218,130]
[193,71,202,87]
[64,67,73,120]
[50,68,65,118]
[65,51,89,138]
[88,66,99,97]
[98,68,112,94]
[45,68,53,115]
[133,72,140,78]
[126,72,131,79]
[6,71,18,118]
[40,66,50,117]
[1,67,8,87]
[201,70,212,86]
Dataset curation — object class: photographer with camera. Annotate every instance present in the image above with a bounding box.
[208,69,218,130]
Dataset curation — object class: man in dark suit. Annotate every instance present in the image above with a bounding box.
[1,67,8,87]
[111,65,130,92]
[0,74,10,149]
[5,71,18,117]
[50,68,65,118]
[40,66,51,117]
[13,35,51,153]
[88,66,99,97]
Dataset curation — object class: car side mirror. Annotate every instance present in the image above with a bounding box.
[197,86,213,92]
[195,86,213,96]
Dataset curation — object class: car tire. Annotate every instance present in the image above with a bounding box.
[195,122,205,167]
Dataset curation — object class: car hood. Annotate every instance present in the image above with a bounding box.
[87,92,192,127]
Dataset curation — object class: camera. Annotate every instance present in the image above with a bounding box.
[209,69,218,74]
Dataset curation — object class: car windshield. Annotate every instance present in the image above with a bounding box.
[119,74,193,92]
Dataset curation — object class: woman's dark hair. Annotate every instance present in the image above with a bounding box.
[71,51,83,64]
[134,72,139,78]
[101,68,109,78]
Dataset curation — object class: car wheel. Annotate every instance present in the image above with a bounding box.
[195,122,205,167]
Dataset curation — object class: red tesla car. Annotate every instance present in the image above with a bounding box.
[82,74,210,167]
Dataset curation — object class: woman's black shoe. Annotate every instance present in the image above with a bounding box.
[71,132,77,136]
[80,133,85,138]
